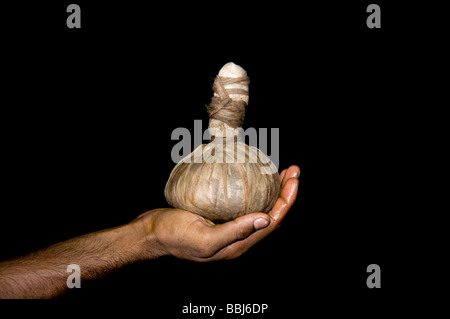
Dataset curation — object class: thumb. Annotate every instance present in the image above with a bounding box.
[206,213,270,252]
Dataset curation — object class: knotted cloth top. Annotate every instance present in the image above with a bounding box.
[206,75,250,128]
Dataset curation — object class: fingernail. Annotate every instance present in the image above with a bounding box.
[254,217,269,230]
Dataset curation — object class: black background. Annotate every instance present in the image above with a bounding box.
[0,0,433,316]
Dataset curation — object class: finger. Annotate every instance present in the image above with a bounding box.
[204,213,271,253]
[269,177,299,225]
[281,165,300,188]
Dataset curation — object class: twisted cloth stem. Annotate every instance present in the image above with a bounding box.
[206,75,250,128]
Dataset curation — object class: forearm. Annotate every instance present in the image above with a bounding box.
[0,220,150,299]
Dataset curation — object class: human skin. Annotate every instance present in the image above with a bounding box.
[0,165,300,299]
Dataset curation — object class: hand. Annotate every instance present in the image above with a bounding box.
[134,165,300,262]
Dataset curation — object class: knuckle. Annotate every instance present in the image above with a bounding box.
[231,220,248,240]
[236,227,247,240]
[271,216,282,230]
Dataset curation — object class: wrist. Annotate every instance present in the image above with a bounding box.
[129,211,167,260]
